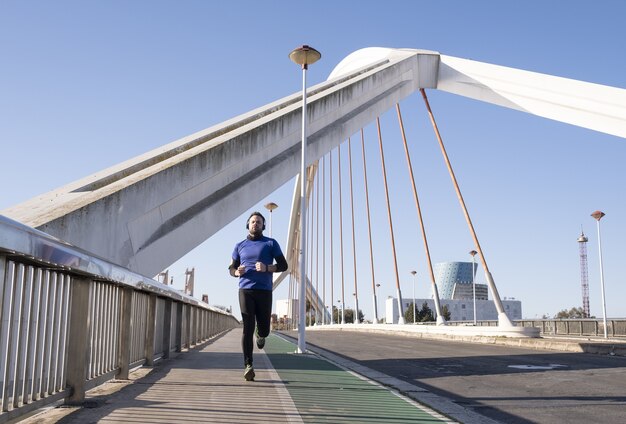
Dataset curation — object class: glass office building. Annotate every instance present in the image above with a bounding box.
[433,261,480,299]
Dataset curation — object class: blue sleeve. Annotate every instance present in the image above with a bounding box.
[232,241,241,261]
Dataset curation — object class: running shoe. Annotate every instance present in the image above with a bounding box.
[244,365,255,381]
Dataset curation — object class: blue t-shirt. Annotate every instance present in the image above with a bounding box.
[232,236,284,290]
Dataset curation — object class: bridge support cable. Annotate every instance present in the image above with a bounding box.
[304,164,330,327]
[396,103,445,325]
[419,88,513,327]
[304,181,315,325]
[281,161,329,329]
[347,138,360,324]
[287,274,294,330]
[337,145,347,324]
[310,173,317,325]
[322,155,327,325]
[287,274,296,330]
[376,117,405,324]
[360,129,379,324]
[329,151,335,325]
[285,163,319,331]
[315,166,321,325]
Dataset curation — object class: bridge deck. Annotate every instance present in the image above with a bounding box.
[23,329,455,423]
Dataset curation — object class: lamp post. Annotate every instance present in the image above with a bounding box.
[264,202,278,237]
[591,210,608,339]
[290,45,321,354]
[410,271,417,324]
[469,250,478,325]
[337,299,342,325]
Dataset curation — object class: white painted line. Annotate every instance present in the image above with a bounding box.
[508,364,568,370]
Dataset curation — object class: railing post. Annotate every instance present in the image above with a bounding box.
[186,306,193,348]
[116,287,133,380]
[175,302,183,352]
[65,277,92,405]
[162,299,172,359]
[144,294,157,366]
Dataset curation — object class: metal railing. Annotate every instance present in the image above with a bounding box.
[448,319,626,338]
[0,215,239,422]
[517,319,626,338]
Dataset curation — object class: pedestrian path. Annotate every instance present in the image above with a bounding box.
[23,328,454,423]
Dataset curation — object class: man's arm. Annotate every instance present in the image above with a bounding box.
[255,254,288,273]
[228,258,242,277]
[272,255,288,272]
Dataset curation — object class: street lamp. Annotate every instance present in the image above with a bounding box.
[264,202,278,237]
[591,210,608,339]
[337,299,342,325]
[290,45,321,354]
[410,271,417,324]
[469,250,478,325]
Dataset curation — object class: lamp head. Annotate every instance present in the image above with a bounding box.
[289,45,321,69]
[591,210,605,221]
[264,202,278,212]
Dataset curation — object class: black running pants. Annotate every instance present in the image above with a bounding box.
[238,289,272,367]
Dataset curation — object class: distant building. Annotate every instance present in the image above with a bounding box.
[433,261,480,299]
[452,282,488,300]
[276,298,298,319]
[385,297,522,324]
[433,261,491,303]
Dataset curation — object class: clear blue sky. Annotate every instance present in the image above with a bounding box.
[1,1,625,320]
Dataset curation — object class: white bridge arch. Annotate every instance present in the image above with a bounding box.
[2,47,625,329]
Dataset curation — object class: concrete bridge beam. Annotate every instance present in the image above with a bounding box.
[1,49,439,278]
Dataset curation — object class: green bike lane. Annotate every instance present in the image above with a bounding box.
[264,334,453,423]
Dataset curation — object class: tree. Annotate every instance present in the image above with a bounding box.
[418,302,434,322]
[555,307,586,319]
[404,302,417,323]
[441,304,451,321]
[343,308,364,323]
[345,308,355,323]
[404,302,436,323]
[332,305,342,323]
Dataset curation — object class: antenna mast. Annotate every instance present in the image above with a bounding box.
[577,228,590,318]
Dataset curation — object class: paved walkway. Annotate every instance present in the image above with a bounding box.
[25,329,455,423]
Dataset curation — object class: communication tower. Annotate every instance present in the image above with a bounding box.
[577,229,590,318]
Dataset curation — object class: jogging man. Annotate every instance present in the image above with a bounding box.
[229,211,288,381]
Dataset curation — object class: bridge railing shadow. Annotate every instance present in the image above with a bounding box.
[0,215,239,423]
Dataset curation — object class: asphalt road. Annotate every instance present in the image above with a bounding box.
[292,330,626,424]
